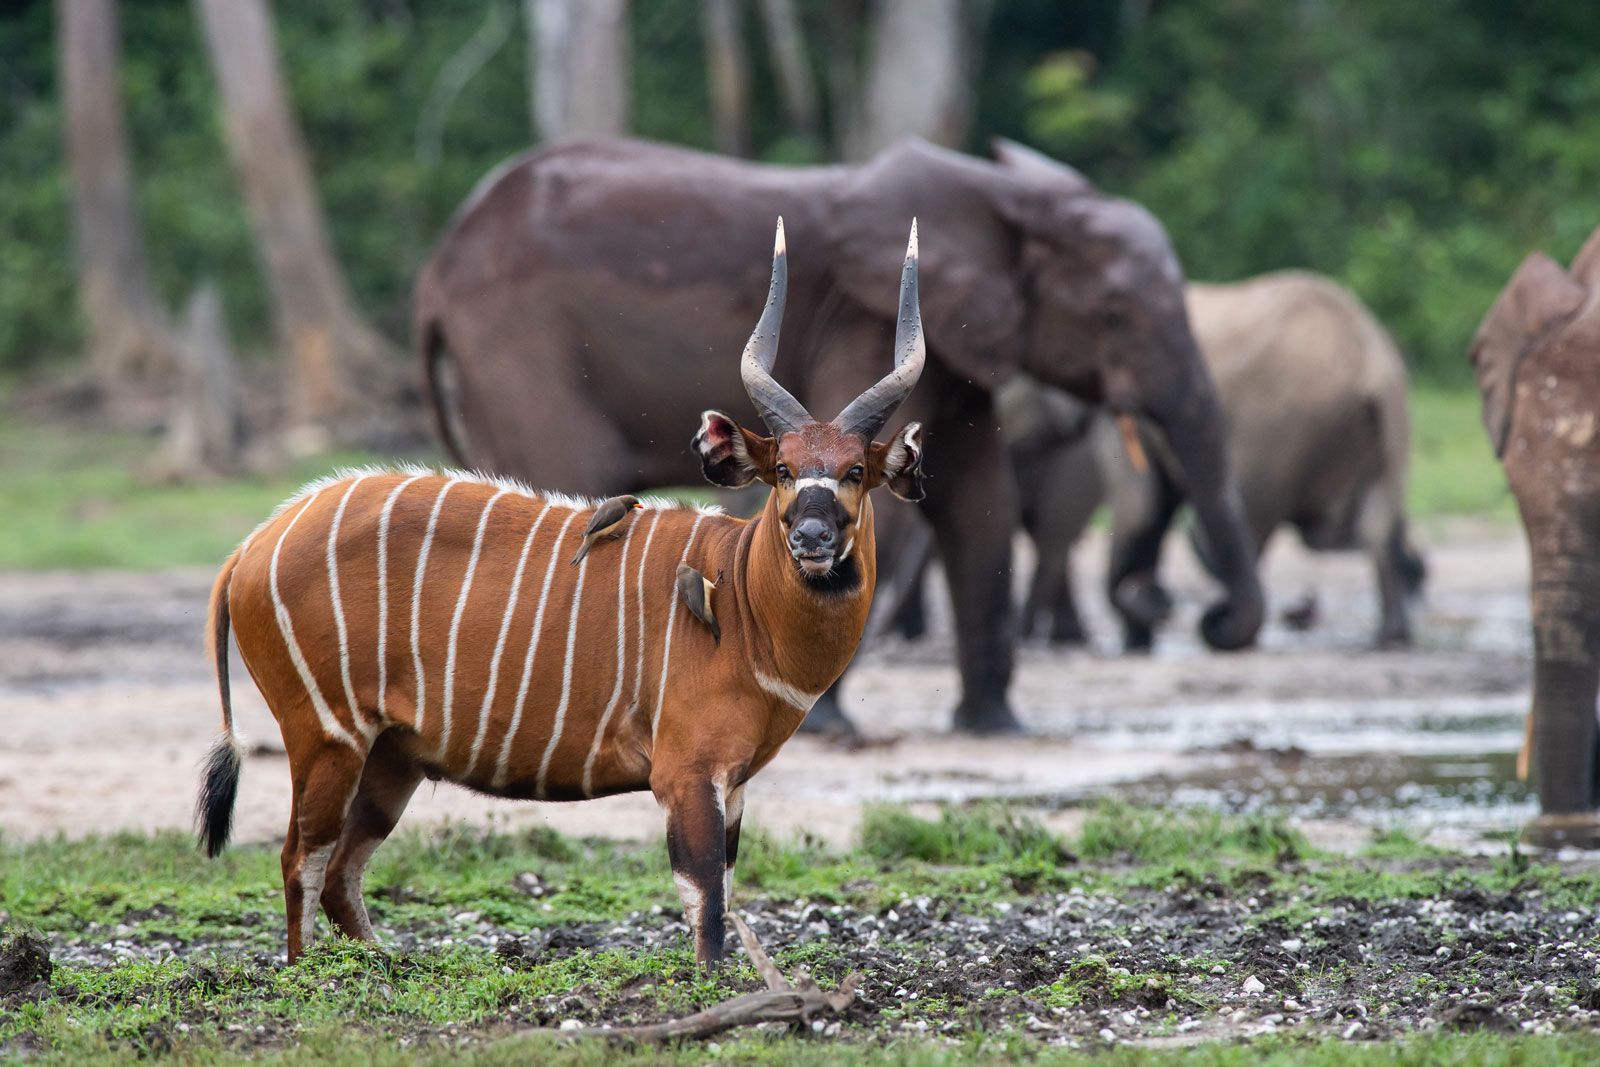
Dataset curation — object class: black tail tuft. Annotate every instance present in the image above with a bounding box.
[196,733,244,858]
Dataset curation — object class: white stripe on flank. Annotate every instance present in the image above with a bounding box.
[467,501,554,778]
[752,669,822,714]
[440,488,509,761]
[582,517,639,796]
[375,475,426,725]
[651,513,709,738]
[535,547,592,796]
[495,508,582,788]
[410,478,463,736]
[327,475,376,742]
[627,510,664,717]
[269,491,357,751]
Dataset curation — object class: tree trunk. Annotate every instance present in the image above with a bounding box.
[58,0,178,382]
[193,0,400,433]
[757,0,818,137]
[153,283,241,480]
[848,0,971,160]
[701,0,749,156]
[825,0,864,159]
[526,0,630,142]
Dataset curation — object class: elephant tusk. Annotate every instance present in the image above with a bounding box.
[1117,414,1149,475]
[1517,710,1533,782]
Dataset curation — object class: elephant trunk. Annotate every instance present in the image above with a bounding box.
[1526,553,1600,815]
[1152,367,1264,651]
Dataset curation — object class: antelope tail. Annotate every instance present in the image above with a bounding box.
[198,547,247,858]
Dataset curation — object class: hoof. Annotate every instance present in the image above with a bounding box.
[952,699,1024,735]
[1521,812,1600,851]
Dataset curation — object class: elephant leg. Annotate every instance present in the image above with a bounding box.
[1358,487,1412,649]
[919,397,1020,733]
[1521,534,1600,843]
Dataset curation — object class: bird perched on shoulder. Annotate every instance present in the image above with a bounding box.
[570,495,643,565]
[676,563,721,645]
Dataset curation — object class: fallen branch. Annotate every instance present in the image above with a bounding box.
[530,913,861,1044]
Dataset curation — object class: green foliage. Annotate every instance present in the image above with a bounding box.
[1018,0,1600,383]
[858,802,1065,867]
[9,0,1595,389]
[1407,387,1515,521]
[1075,798,1305,864]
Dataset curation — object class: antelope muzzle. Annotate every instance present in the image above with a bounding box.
[785,485,850,577]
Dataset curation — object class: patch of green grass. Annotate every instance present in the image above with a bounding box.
[859,801,1067,867]
[8,811,1600,1065]
[1362,825,1447,861]
[0,414,394,569]
[1407,386,1515,522]
[1075,799,1306,865]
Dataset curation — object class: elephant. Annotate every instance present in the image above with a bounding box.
[1471,226,1600,846]
[969,271,1423,651]
[413,136,1264,733]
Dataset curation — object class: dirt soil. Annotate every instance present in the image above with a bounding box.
[8,523,1600,1051]
[0,524,1537,851]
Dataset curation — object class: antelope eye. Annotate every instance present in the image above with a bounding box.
[776,464,791,482]
[846,466,864,483]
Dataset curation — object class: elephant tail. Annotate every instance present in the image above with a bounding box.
[415,296,472,468]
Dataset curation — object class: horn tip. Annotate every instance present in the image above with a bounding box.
[775,217,786,256]
[907,218,918,261]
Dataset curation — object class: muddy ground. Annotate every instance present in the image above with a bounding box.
[9,523,1600,1051]
[0,523,1537,850]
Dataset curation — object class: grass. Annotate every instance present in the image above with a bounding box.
[4,804,1599,1065]
[1407,386,1515,523]
[0,386,1510,571]
[0,414,393,569]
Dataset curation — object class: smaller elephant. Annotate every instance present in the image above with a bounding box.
[1005,271,1424,650]
[1471,226,1600,845]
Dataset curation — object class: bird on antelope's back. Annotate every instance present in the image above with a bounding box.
[677,562,721,644]
[571,494,643,565]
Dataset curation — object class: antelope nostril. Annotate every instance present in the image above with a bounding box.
[791,517,833,550]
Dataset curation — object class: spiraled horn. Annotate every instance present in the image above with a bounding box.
[740,217,813,436]
[832,218,925,441]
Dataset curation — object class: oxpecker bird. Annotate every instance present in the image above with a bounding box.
[676,563,721,644]
[570,495,643,565]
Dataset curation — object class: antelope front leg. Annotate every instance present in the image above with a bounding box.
[658,778,728,968]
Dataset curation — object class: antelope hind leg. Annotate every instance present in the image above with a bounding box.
[281,742,366,963]
[321,730,424,943]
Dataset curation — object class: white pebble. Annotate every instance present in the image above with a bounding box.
[1242,975,1266,995]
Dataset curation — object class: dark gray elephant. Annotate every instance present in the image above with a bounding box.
[414,136,1263,733]
[990,272,1423,651]
[1471,226,1600,846]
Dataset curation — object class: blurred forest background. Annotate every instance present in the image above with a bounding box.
[4,0,1599,393]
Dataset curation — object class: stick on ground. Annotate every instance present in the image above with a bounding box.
[523,912,861,1044]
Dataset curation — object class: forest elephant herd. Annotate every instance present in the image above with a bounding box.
[407,136,1600,838]
[207,133,1600,958]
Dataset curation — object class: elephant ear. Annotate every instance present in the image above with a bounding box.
[1471,252,1587,458]
[988,138,1094,196]
[827,140,1048,389]
[1570,224,1600,288]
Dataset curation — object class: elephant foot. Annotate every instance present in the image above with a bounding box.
[796,694,858,737]
[1520,812,1600,851]
[1200,600,1262,652]
[1373,625,1412,651]
[1121,620,1155,654]
[952,696,1024,735]
[1048,611,1087,646]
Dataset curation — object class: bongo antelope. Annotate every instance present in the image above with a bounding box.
[197,218,926,966]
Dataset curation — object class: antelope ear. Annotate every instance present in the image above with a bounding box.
[693,411,775,487]
[1471,253,1587,458]
[872,421,925,502]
